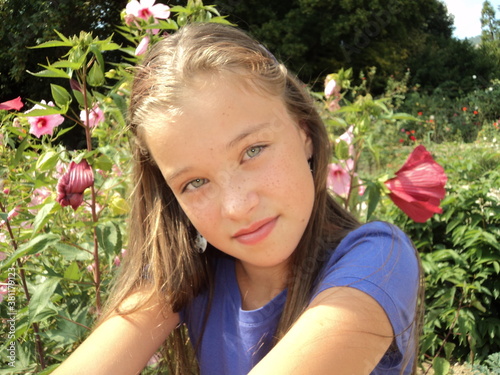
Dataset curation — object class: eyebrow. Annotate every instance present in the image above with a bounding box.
[166,122,271,184]
[226,122,270,150]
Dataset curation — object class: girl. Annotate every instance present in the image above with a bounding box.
[54,23,422,375]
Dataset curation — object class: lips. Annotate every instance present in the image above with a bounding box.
[233,216,278,245]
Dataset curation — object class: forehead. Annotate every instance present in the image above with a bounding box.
[141,75,298,176]
[143,74,290,145]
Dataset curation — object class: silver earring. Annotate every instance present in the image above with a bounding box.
[308,155,313,173]
[195,232,207,253]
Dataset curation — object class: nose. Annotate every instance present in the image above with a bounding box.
[219,175,259,220]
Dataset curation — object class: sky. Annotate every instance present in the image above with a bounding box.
[441,0,500,39]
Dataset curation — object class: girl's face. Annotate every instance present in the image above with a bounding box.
[144,75,315,275]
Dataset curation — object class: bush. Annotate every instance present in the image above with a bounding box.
[374,143,500,367]
[400,81,500,144]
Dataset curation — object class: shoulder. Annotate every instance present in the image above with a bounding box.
[312,221,420,361]
[323,221,416,271]
[315,221,419,291]
[339,221,413,252]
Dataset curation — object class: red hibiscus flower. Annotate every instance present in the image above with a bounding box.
[56,160,94,210]
[0,97,23,111]
[384,145,447,223]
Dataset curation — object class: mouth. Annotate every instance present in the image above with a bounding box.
[233,216,278,245]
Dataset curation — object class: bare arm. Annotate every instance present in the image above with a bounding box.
[248,286,393,375]
[53,291,179,375]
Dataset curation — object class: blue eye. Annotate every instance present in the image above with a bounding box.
[245,145,265,159]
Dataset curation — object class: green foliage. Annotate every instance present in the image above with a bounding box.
[481,1,500,45]
[211,0,458,92]
[399,77,500,144]
[1,1,499,373]
[317,67,421,219]
[471,352,500,374]
[0,2,232,373]
[0,0,125,100]
[374,144,500,367]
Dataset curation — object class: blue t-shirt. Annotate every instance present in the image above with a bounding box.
[181,221,420,374]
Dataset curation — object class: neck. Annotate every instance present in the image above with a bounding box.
[235,260,288,310]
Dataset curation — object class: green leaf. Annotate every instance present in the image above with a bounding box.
[28,40,72,49]
[471,299,487,313]
[28,65,70,79]
[90,45,105,74]
[432,357,451,375]
[420,332,438,354]
[54,243,93,261]
[72,89,93,108]
[156,18,179,30]
[53,29,72,44]
[109,195,130,216]
[335,139,350,160]
[443,342,456,360]
[19,101,66,116]
[54,124,76,139]
[12,137,30,167]
[335,105,363,114]
[63,261,81,281]
[47,308,90,346]
[94,153,113,172]
[208,16,234,25]
[28,277,60,324]
[97,35,121,51]
[36,150,59,171]
[327,116,348,128]
[32,201,57,236]
[36,365,61,375]
[365,183,381,220]
[96,222,122,258]
[20,107,66,117]
[389,113,419,121]
[51,84,72,108]
[169,5,189,12]
[0,234,60,270]
[51,60,84,70]
[493,261,500,274]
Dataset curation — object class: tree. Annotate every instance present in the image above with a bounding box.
[0,0,124,102]
[481,0,500,43]
[211,0,455,92]
[479,0,500,73]
[407,36,498,97]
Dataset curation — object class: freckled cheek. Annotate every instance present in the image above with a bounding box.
[177,188,221,225]
[268,157,314,215]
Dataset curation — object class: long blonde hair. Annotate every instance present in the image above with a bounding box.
[99,23,421,374]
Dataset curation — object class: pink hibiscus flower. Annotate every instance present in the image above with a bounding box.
[25,100,64,138]
[80,104,105,128]
[327,163,351,197]
[126,0,170,21]
[135,35,151,56]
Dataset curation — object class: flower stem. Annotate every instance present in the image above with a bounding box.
[345,139,363,215]
[82,69,102,313]
[0,200,47,369]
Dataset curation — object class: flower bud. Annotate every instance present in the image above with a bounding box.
[56,160,94,210]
